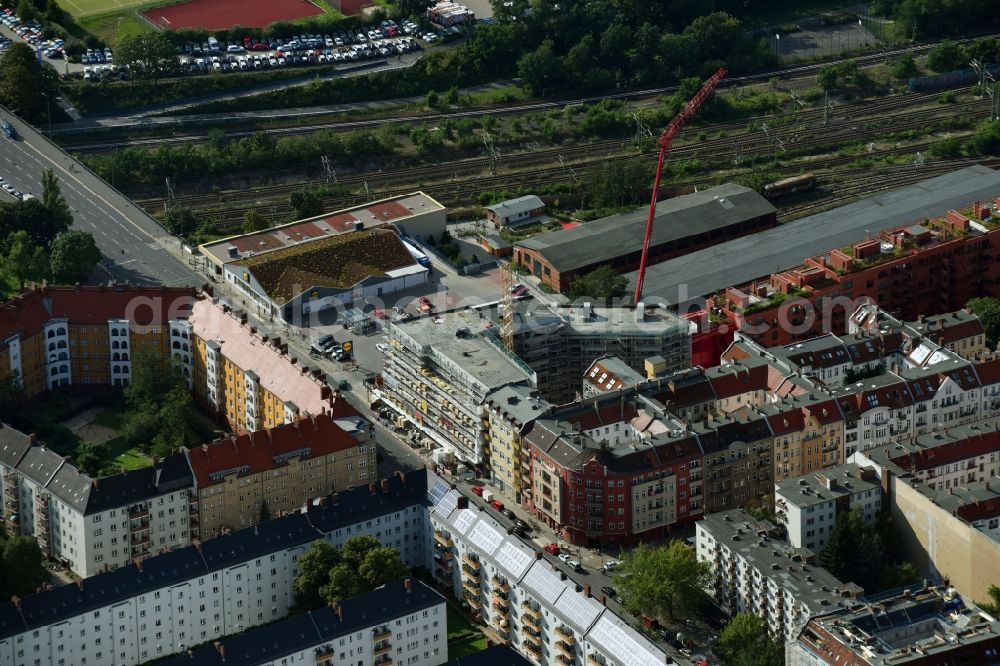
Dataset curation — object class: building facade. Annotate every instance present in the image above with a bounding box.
[709,206,1000,347]
[159,578,447,666]
[0,471,428,666]
[696,510,861,643]
[427,473,675,666]
[773,463,882,553]
[184,412,376,540]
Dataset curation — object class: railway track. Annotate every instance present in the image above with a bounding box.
[135,96,989,217]
[60,31,1000,152]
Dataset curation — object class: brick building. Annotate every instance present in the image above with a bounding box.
[709,204,1000,346]
[514,183,776,292]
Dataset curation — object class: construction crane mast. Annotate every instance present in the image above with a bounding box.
[633,68,727,303]
[500,262,516,352]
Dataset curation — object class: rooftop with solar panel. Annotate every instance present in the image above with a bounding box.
[790,585,1000,664]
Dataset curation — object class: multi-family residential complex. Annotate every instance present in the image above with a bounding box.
[160,578,447,666]
[381,309,537,464]
[709,202,1000,346]
[0,423,194,578]
[0,471,428,666]
[696,510,862,643]
[0,285,349,433]
[786,585,1000,666]
[852,423,1000,604]
[183,411,376,540]
[0,412,374,577]
[773,463,882,552]
[427,473,674,666]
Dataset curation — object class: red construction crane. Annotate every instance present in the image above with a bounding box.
[633,67,727,303]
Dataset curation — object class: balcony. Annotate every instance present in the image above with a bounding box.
[463,578,480,595]
[373,628,392,642]
[587,656,605,666]
[462,554,481,570]
[521,604,541,625]
[434,531,453,548]
[555,626,575,643]
[129,506,150,520]
[374,657,392,666]
[492,594,510,612]
[434,556,453,573]
[557,641,575,657]
[523,631,542,647]
[374,643,392,657]
[462,568,481,584]
[491,576,510,593]
[132,533,150,547]
[523,642,542,658]
[557,654,575,665]
[464,592,482,610]
[315,647,333,663]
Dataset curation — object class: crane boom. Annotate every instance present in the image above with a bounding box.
[633,68,727,303]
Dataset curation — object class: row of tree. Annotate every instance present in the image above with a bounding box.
[0,534,50,600]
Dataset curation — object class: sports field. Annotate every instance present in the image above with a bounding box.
[140,0,324,30]
[59,0,165,19]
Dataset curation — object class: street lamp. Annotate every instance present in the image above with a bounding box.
[775,33,780,58]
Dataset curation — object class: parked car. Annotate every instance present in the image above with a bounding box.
[490,499,504,511]
[311,334,336,354]
[567,560,582,571]
[602,560,620,572]
[557,553,571,563]
[471,485,484,497]
[544,543,560,555]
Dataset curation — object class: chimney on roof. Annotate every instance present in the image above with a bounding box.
[337,605,344,622]
[381,478,390,493]
[28,433,35,445]
[202,443,209,454]
[91,478,99,490]
[369,482,377,495]
[601,595,607,606]
[76,580,84,591]
[331,492,339,505]
[404,578,412,593]
[10,596,20,609]
[395,470,406,485]
[584,584,591,598]
[535,551,543,560]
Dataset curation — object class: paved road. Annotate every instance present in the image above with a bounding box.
[0,109,198,286]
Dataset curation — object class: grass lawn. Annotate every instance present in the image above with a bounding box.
[90,407,152,470]
[77,13,152,46]
[446,604,488,658]
[744,0,862,28]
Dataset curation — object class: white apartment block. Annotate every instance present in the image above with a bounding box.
[158,578,447,666]
[0,472,428,666]
[696,510,863,643]
[773,463,881,553]
[0,425,193,578]
[427,473,674,666]
[851,421,1000,493]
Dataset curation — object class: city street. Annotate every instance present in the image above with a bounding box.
[0,110,198,286]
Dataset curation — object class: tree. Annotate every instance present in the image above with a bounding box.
[615,541,710,620]
[425,89,439,108]
[259,499,271,523]
[393,0,430,19]
[981,584,1000,616]
[967,297,1000,349]
[568,265,629,301]
[881,562,922,590]
[517,40,564,95]
[816,64,839,91]
[114,32,177,84]
[2,230,48,289]
[926,40,966,73]
[715,613,783,666]
[74,441,109,476]
[307,536,411,605]
[41,169,73,232]
[820,508,886,592]
[0,197,70,250]
[50,230,101,284]
[0,42,45,120]
[293,540,341,611]
[358,546,409,590]
[3,536,48,598]
[891,52,919,81]
[162,206,197,235]
[290,189,324,219]
[241,210,267,234]
[15,0,36,21]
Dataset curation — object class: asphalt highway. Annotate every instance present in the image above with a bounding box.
[0,108,199,286]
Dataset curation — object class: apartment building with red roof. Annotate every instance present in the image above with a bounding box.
[709,206,1000,347]
[0,284,199,396]
[184,412,374,539]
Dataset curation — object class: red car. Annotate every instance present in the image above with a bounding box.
[490,500,504,511]
[242,36,252,48]
[544,543,560,555]
[471,486,484,497]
